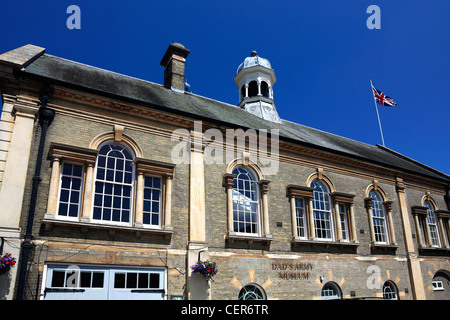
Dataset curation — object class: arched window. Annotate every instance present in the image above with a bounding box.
[238,284,266,300]
[93,142,135,224]
[321,282,342,300]
[432,270,450,299]
[311,180,333,240]
[424,200,441,247]
[382,281,399,300]
[369,190,388,243]
[261,81,269,98]
[248,81,258,97]
[232,166,260,235]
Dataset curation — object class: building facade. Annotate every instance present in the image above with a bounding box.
[0,43,449,300]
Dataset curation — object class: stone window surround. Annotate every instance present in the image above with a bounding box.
[43,142,175,239]
[411,193,450,250]
[223,157,273,245]
[364,182,398,250]
[287,184,359,248]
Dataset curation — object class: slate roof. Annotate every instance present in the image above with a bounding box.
[1,45,449,182]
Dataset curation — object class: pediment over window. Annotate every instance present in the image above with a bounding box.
[134,158,176,177]
[48,143,98,164]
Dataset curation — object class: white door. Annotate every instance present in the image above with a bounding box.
[108,268,165,300]
[43,264,165,300]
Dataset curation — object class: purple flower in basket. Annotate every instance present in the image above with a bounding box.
[191,260,218,282]
[0,253,16,273]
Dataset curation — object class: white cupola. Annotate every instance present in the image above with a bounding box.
[234,51,281,123]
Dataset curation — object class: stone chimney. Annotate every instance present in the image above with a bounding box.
[160,43,190,92]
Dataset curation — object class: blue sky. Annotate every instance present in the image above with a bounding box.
[1,1,449,175]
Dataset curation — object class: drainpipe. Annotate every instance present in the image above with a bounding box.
[16,87,55,300]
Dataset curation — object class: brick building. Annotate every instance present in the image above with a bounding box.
[0,43,449,300]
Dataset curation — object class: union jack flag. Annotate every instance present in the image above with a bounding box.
[372,84,397,107]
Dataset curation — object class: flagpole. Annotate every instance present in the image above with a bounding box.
[370,79,385,147]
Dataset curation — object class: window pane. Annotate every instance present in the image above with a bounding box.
[151,213,159,226]
[112,209,121,222]
[116,159,124,170]
[61,176,71,189]
[149,273,160,289]
[93,207,102,220]
[123,198,130,210]
[103,208,111,221]
[94,194,102,206]
[122,210,130,222]
[114,273,125,288]
[126,273,137,289]
[97,168,105,180]
[105,183,113,195]
[51,270,65,287]
[97,156,106,168]
[62,164,73,176]
[104,195,112,207]
[58,203,68,216]
[143,201,151,212]
[60,190,69,202]
[80,271,92,288]
[145,177,153,188]
[106,170,114,181]
[123,186,131,197]
[72,165,83,177]
[124,173,132,184]
[70,191,80,203]
[68,204,78,217]
[113,196,121,208]
[92,272,104,288]
[138,273,149,289]
[143,212,151,225]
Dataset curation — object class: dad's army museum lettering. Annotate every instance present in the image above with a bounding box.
[272,260,313,280]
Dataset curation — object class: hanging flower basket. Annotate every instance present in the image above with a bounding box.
[191,260,218,283]
[0,253,16,275]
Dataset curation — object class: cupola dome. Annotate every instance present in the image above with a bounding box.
[234,51,281,123]
[236,51,272,74]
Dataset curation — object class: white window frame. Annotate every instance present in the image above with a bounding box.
[321,282,341,300]
[56,162,84,222]
[338,204,349,242]
[92,142,135,227]
[232,166,261,237]
[424,200,441,247]
[369,191,389,244]
[311,180,334,241]
[142,174,163,229]
[295,198,308,239]
[382,281,399,300]
[432,280,444,291]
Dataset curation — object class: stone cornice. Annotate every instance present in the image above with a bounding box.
[44,87,448,193]
[52,86,193,128]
